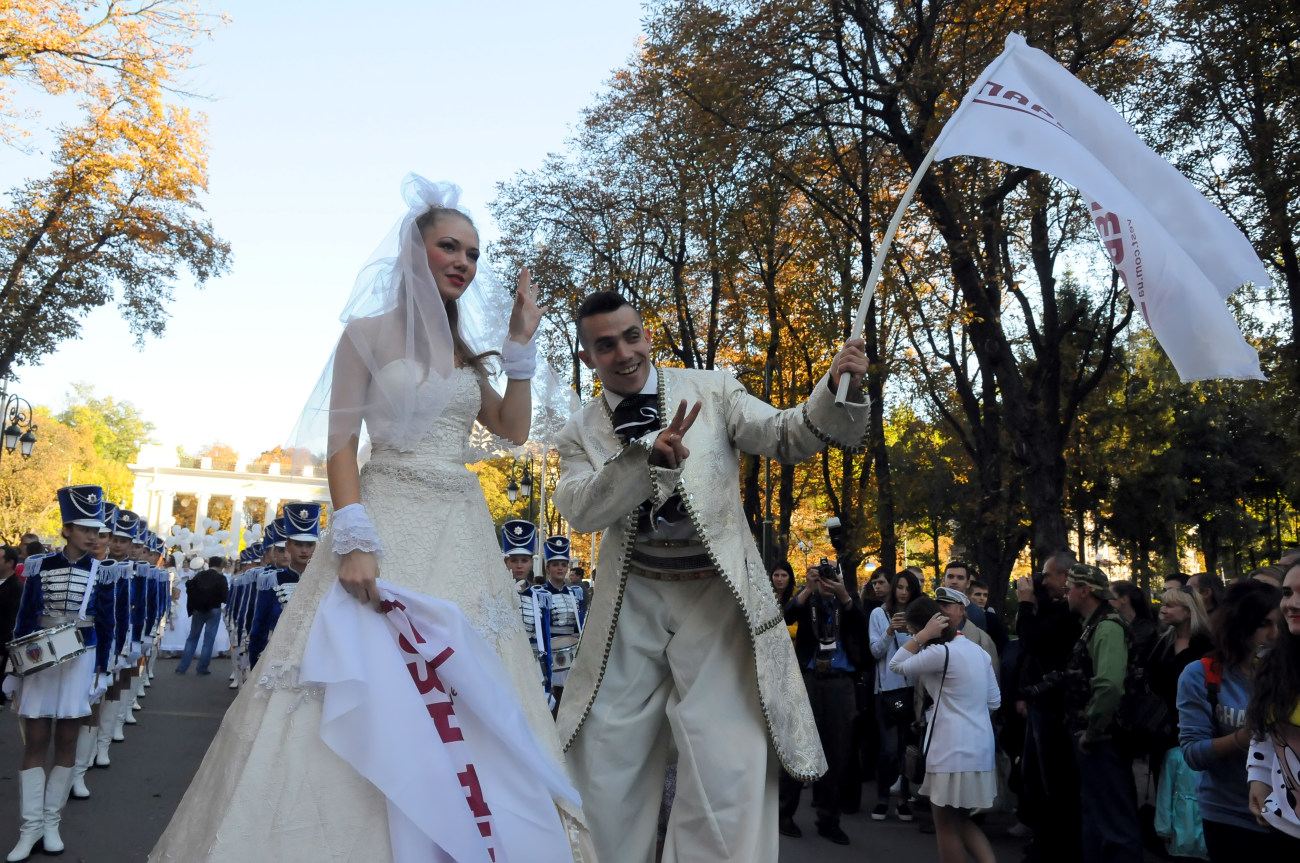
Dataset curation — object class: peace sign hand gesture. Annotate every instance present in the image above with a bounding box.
[507,267,545,344]
[650,399,703,469]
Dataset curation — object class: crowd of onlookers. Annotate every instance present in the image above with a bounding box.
[770,551,1300,862]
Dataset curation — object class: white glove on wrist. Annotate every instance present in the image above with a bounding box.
[500,335,537,380]
[2,674,20,699]
[331,503,385,558]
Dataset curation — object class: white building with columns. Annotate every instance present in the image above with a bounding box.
[128,444,330,543]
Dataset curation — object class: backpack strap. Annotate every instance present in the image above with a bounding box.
[1201,656,1222,716]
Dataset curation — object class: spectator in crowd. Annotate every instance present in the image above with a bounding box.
[1013,550,1083,863]
[863,568,890,613]
[1165,572,1191,590]
[175,560,230,676]
[1277,548,1300,568]
[1063,564,1143,863]
[778,560,868,845]
[890,596,1000,863]
[0,546,21,682]
[1245,562,1300,848]
[1190,572,1226,621]
[967,578,1007,650]
[1148,587,1213,768]
[771,560,797,642]
[1179,579,1285,858]
[869,568,924,822]
[1110,580,1159,662]
[1250,565,1285,588]
[16,534,38,561]
[941,560,988,633]
[15,540,43,579]
[935,586,998,680]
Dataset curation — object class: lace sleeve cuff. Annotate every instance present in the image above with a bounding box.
[331,503,385,558]
[500,335,537,380]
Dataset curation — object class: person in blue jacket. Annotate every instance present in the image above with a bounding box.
[1178,578,1286,858]
[247,506,318,668]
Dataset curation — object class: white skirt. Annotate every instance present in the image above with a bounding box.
[920,769,997,810]
[16,651,96,719]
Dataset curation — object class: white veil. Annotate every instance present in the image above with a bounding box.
[289,174,576,468]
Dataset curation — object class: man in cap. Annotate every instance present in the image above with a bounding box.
[541,535,584,707]
[5,485,105,860]
[247,504,319,668]
[934,585,998,678]
[502,520,550,693]
[1062,564,1141,863]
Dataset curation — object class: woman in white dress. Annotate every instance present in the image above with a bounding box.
[889,595,1000,863]
[149,176,592,862]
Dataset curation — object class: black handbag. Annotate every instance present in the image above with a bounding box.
[903,645,949,786]
[883,692,912,722]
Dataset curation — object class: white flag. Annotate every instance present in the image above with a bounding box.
[932,33,1266,381]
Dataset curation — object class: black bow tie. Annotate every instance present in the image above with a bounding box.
[610,393,660,444]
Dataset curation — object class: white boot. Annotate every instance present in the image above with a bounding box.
[41,765,73,855]
[70,726,94,799]
[6,767,45,862]
[147,647,158,680]
[111,696,127,742]
[94,701,115,766]
[124,684,138,724]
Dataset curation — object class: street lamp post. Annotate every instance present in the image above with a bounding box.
[0,385,37,463]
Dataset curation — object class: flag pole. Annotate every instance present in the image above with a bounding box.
[834,38,1019,405]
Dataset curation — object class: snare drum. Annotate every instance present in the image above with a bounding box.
[550,635,580,673]
[8,623,90,676]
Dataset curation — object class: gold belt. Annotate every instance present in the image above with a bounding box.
[627,562,717,582]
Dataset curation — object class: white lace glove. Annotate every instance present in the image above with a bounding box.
[128,641,142,663]
[143,635,155,649]
[2,674,20,699]
[500,335,537,380]
[89,673,109,701]
[331,504,385,558]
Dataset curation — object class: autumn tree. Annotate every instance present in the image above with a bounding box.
[55,381,154,462]
[0,1,231,381]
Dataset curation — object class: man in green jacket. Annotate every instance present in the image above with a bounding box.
[1064,564,1142,863]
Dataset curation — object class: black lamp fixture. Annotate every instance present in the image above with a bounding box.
[0,389,37,461]
[505,458,534,505]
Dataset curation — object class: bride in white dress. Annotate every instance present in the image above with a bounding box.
[149,177,592,862]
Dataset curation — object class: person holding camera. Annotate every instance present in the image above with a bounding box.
[869,569,924,822]
[1013,551,1084,863]
[778,559,869,845]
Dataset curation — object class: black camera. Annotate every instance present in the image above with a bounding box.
[1021,670,1065,699]
[818,557,841,582]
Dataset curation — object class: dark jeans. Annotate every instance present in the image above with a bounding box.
[1203,818,1300,860]
[1073,736,1142,863]
[1022,705,1083,863]
[779,671,855,827]
[874,686,914,801]
[176,608,223,674]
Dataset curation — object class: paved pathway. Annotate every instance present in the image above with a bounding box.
[0,657,1045,861]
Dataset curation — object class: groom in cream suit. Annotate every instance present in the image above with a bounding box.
[553,291,870,863]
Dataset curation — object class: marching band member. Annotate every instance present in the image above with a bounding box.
[504,520,550,692]
[541,535,583,707]
[69,505,117,800]
[247,505,319,668]
[96,508,140,766]
[4,485,105,861]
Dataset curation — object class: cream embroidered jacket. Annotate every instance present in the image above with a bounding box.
[552,366,870,781]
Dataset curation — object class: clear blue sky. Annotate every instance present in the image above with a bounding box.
[4,0,646,457]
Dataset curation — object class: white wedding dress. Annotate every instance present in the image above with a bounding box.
[150,367,593,862]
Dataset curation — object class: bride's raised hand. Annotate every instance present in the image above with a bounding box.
[507,266,546,344]
[338,549,381,608]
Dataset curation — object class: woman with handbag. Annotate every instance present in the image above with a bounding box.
[868,569,923,821]
[890,596,1000,863]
